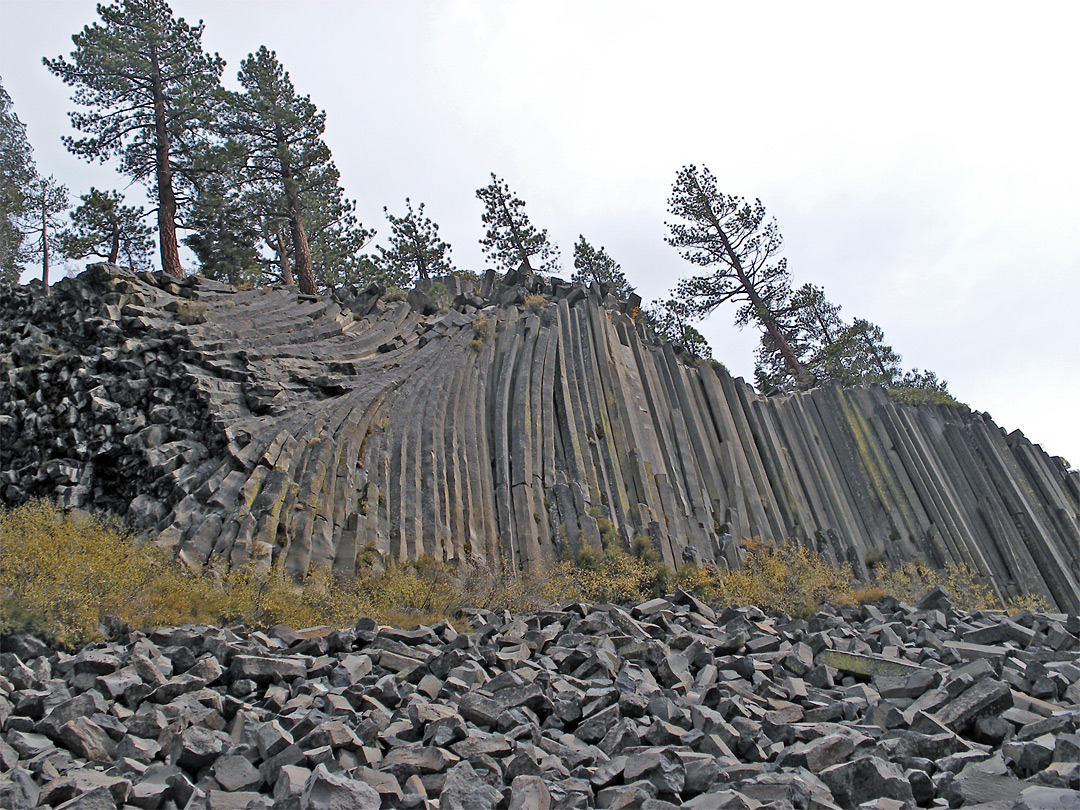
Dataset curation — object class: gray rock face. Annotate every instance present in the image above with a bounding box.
[299,763,380,810]
[2,265,1078,611]
[1,596,1079,809]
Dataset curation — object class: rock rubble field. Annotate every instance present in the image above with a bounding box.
[2,588,1079,810]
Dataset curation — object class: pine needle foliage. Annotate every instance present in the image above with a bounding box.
[61,187,154,271]
[378,198,455,282]
[45,0,225,277]
[476,173,559,274]
[572,236,633,299]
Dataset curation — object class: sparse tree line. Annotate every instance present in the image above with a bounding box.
[0,0,950,399]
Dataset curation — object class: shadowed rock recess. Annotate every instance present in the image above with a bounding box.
[1,264,1078,610]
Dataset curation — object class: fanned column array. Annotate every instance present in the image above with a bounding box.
[1,264,1077,611]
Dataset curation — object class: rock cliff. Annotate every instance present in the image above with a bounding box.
[1,265,1077,611]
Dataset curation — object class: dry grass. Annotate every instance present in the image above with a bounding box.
[0,500,1052,646]
[173,300,208,325]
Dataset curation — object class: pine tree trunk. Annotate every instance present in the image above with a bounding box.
[109,222,120,264]
[41,196,50,297]
[286,185,316,294]
[275,227,294,286]
[150,45,183,278]
[277,125,316,295]
[751,290,808,386]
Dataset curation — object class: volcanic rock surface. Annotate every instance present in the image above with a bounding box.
[1,265,1078,610]
[1,591,1079,809]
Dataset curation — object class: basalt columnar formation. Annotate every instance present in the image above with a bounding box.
[1,265,1078,610]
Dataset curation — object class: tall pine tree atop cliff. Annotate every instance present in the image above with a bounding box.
[476,174,559,274]
[60,187,154,271]
[45,0,224,278]
[221,46,369,295]
[572,236,633,299]
[21,176,69,295]
[754,283,951,400]
[0,77,37,284]
[666,165,809,387]
[378,198,455,283]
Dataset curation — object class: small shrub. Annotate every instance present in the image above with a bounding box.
[471,317,491,353]
[524,292,546,312]
[885,387,965,408]
[1005,592,1053,614]
[2,500,1056,646]
[174,301,207,325]
[595,518,620,550]
[564,545,657,604]
[427,281,450,313]
[870,558,999,611]
[0,500,214,645]
[717,542,863,617]
[631,534,661,565]
[383,287,407,303]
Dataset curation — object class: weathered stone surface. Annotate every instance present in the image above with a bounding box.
[2,265,1077,613]
[0,768,40,810]
[936,678,1014,734]
[299,764,380,810]
[4,583,1080,810]
[211,754,263,792]
[819,756,915,807]
[440,760,501,810]
[169,726,230,769]
[230,654,307,683]
[58,717,115,763]
[510,774,552,810]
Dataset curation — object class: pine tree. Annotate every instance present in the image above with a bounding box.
[301,165,375,293]
[476,173,559,274]
[45,0,223,278]
[753,283,950,398]
[184,175,263,286]
[666,165,808,386]
[21,176,69,295]
[59,188,154,271]
[378,198,455,283]
[0,76,37,284]
[181,141,266,286]
[837,318,905,386]
[641,298,712,359]
[755,284,840,390]
[572,236,634,299]
[222,46,369,295]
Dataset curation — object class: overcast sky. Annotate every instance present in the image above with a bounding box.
[2,1,1078,467]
